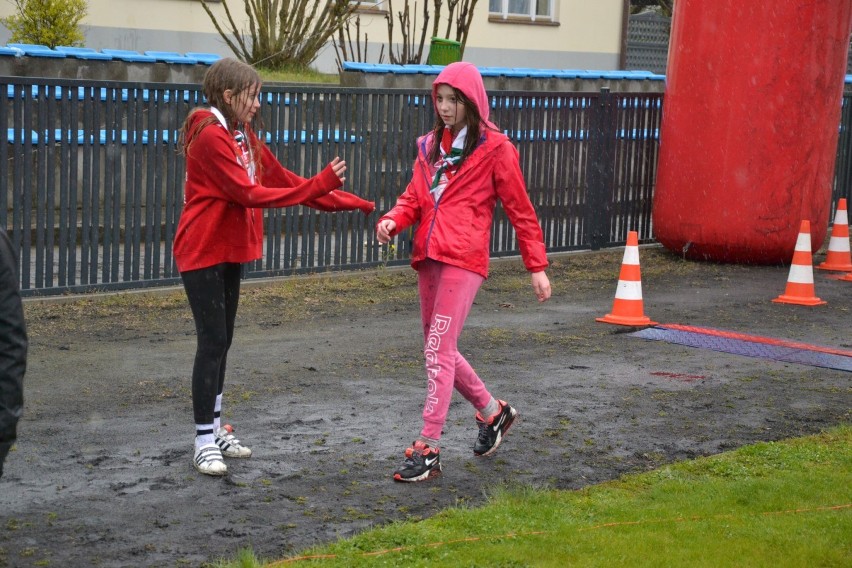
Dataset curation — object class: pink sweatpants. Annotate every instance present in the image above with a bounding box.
[417,259,491,441]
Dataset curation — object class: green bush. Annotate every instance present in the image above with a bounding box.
[1,0,88,48]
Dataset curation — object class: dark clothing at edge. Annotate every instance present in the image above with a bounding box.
[0,228,27,478]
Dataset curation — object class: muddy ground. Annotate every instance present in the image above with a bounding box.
[0,247,849,567]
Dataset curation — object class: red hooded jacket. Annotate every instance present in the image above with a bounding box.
[174,109,374,272]
[379,62,548,279]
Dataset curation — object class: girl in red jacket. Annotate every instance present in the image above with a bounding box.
[376,62,551,482]
[175,58,374,476]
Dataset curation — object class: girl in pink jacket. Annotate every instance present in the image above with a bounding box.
[376,62,551,482]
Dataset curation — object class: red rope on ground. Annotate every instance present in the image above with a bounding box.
[660,324,852,358]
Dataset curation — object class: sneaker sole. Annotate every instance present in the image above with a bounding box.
[220,449,252,459]
[193,460,227,477]
[475,411,519,457]
[393,464,442,483]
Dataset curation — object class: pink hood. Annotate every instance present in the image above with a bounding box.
[432,62,496,129]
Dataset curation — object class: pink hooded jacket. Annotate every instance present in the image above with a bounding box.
[379,62,548,278]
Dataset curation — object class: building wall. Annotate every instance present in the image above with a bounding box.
[335,0,625,70]
[1,0,227,35]
[0,0,626,73]
[0,0,231,55]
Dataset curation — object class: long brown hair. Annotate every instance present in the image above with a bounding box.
[179,58,265,158]
[426,86,483,166]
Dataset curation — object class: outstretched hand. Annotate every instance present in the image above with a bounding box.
[531,271,551,303]
[329,157,347,184]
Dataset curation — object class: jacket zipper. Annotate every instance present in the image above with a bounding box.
[418,152,441,259]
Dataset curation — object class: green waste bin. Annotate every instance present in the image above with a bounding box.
[427,37,462,65]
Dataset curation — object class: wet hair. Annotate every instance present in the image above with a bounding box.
[179,58,265,157]
[202,58,261,126]
[427,85,484,166]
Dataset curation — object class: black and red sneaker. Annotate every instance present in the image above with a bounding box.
[473,400,518,456]
[393,441,442,482]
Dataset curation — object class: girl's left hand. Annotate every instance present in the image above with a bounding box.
[531,271,551,303]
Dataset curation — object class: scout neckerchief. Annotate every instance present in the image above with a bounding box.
[430,125,466,201]
[210,106,256,184]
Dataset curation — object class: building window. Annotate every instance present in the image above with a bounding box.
[350,0,387,14]
[350,0,383,9]
[489,0,555,22]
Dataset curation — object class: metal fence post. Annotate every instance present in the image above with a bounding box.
[587,87,616,250]
[834,95,852,210]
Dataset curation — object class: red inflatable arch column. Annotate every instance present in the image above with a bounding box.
[653,0,852,264]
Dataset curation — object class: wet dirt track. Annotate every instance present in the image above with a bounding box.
[1,248,849,567]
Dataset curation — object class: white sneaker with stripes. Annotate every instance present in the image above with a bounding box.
[193,443,227,476]
[215,425,252,458]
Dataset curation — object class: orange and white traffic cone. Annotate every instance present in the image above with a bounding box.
[817,198,852,272]
[596,231,657,326]
[772,220,827,306]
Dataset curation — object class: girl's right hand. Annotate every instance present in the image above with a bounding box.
[376,219,396,244]
[329,157,347,184]
[531,271,551,303]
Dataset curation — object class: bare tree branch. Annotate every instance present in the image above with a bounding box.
[201,0,357,69]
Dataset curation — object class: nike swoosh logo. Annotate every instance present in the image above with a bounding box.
[425,456,438,466]
[491,413,507,432]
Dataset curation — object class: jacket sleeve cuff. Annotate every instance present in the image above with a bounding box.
[319,163,344,191]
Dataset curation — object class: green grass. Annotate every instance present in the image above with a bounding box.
[212,425,851,567]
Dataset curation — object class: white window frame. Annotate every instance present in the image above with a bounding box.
[489,0,555,23]
[349,0,387,14]
[349,1,387,14]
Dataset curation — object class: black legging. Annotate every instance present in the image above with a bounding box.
[180,262,241,425]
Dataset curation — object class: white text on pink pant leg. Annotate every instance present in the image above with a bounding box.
[424,314,452,413]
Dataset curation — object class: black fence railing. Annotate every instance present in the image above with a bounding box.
[2,77,850,297]
[835,94,852,210]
